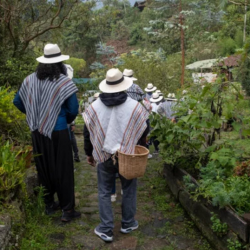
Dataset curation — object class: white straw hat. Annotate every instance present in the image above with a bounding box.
[155,90,163,96]
[167,93,177,101]
[145,83,157,92]
[36,44,69,64]
[123,69,137,81]
[99,68,133,93]
[150,92,163,103]
[65,64,74,79]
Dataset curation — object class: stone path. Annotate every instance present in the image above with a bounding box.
[46,135,213,250]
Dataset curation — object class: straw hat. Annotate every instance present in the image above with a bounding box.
[150,92,163,103]
[123,69,137,81]
[145,83,157,92]
[36,44,69,64]
[65,64,74,79]
[99,68,133,93]
[93,92,100,99]
[155,90,163,96]
[167,93,177,101]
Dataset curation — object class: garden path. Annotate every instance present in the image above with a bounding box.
[44,135,213,250]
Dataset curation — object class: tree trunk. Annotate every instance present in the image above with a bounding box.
[179,0,185,87]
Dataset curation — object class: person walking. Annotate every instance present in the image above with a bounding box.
[150,92,163,154]
[13,44,81,222]
[145,83,157,101]
[124,69,145,101]
[157,93,177,122]
[83,68,149,242]
[65,64,80,163]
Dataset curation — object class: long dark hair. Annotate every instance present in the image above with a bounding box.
[36,62,67,81]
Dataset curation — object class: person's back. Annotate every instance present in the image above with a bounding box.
[13,44,80,222]
[83,69,149,242]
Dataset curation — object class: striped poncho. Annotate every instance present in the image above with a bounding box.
[19,73,78,138]
[83,97,149,163]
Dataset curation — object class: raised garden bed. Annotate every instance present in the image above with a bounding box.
[163,164,250,250]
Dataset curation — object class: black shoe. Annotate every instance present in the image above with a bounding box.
[45,201,60,215]
[74,156,80,162]
[61,209,81,222]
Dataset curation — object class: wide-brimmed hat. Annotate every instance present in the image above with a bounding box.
[65,64,74,79]
[99,68,133,93]
[145,83,157,92]
[167,93,177,101]
[150,92,163,103]
[123,69,137,81]
[155,90,163,96]
[36,44,69,64]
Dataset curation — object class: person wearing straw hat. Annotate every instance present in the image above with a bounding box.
[145,83,157,101]
[150,91,163,113]
[83,68,150,242]
[157,93,177,122]
[150,92,164,154]
[65,64,80,163]
[124,69,145,101]
[13,44,81,222]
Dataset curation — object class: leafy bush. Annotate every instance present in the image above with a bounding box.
[119,50,185,94]
[210,212,228,237]
[219,37,237,56]
[0,140,26,204]
[0,86,30,144]
[0,56,36,87]
[65,57,86,78]
[151,79,250,212]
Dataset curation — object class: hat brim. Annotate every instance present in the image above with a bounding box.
[99,76,133,93]
[123,76,137,81]
[166,98,177,101]
[36,55,70,64]
[150,96,163,103]
[145,87,157,92]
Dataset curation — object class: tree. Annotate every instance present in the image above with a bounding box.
[0,0,78,57]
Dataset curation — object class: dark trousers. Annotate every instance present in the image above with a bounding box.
[32,129,75,211]
[70,130,79,157]
[96,158,137,234]
[152,136,160,151]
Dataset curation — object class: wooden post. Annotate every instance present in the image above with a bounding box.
[243,0,247,43]
[179,0,185,87]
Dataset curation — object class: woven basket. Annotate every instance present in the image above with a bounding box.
[118,145,149,180]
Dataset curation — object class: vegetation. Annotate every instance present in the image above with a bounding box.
[0,140,27,204]
[150,77,250,214]
[1,0,250,248]
[210,212,228,237]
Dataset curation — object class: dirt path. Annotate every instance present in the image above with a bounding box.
[20,135,212,250]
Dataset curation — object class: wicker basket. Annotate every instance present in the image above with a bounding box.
[118,145,149,180]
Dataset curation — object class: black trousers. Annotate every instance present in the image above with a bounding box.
[32,129,75,211]
[69,129,79,157]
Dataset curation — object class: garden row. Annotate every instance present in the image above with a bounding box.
[151,78,250,250]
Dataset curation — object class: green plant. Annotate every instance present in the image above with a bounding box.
[0,86,30,144]
[210,212,228,237]
[65,57,86,78]
[0,140,27,203]
[227,239,245,250]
